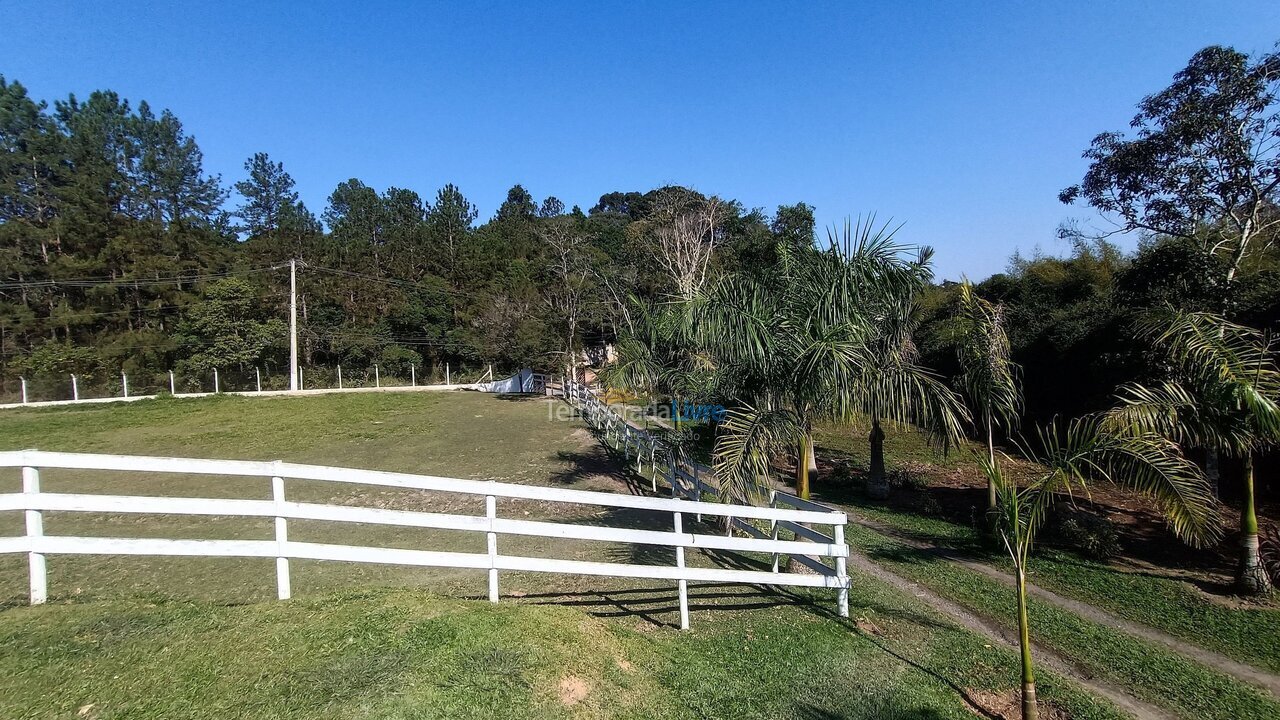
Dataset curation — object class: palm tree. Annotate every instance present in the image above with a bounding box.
[597,296,713,434]
[1105,311,1280,594]
[704,219,967,502]
[858,289,969,499]
[954,279,1021,519]
[987,415,1219,720]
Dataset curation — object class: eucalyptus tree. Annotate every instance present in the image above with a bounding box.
[986,415,1218,720]
[1060,44,1279,301]
[954,279,1021,515]
[1106,311,1280,594]
[704,219,966,502]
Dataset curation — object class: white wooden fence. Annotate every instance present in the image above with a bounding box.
[0,449,848,629]
[559,378,853,592]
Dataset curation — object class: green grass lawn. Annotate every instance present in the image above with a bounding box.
[844,524,1280,720]
[844,500,1280,677]
[813,422,1280,676]
[0,392,1128,719]
[0,391,661,604]
[0,581,1124,720]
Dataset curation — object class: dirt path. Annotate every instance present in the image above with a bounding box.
[847,511,1280,699]
[844,549,1173,720]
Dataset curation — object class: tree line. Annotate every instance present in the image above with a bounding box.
[0,73,817,398]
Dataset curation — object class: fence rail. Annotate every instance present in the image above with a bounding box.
[0,448,848,629]
[557,378,851,618]
[0,369,551,411]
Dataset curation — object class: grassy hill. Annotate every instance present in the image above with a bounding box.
[0,392,1124,719]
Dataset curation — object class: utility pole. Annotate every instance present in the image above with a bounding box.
[289,259,299,392]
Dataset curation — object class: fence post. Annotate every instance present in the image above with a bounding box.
[486,495,499,602]
[20,377,27,404]
[256,367,262,393]
[23,465,46,605]
[71,374,78,401]
[674,511,689,630]
[446,362,451,386]
[272,470,291,600]
[410,364,416,387]
[770,491,780,573]
[337,365,343,390]
[834,523,849,618]
[121,372,128,398]
[169,370,176,395]
[374,365,380,388]
[693,463,702,513]
[648,441,656,493]
[214,368,220,393]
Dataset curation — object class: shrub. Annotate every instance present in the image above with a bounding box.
[1261,523,1280,588]
[887,466,928,492]
[1044,506,1121,560]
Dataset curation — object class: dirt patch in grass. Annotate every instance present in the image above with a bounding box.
[557,674,590,706]
[966,688,1069,720]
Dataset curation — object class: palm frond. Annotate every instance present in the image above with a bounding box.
[954,279,1021,431]
[713,404,802,504]
[1021,416,1221,548]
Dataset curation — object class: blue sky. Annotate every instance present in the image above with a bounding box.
[5,1,1279,280]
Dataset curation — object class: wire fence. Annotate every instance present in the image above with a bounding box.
[2,362,505,406]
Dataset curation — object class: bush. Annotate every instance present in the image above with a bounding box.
[1261,523,1280,588]
[887,466,928,492]
[1044,506,1121,560]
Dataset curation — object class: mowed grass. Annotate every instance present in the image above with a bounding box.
[0,582,1125,720]
[845,525,1280,720]
[0,393,1128,719]
[814,422,1280,677]
[0,391,657,604]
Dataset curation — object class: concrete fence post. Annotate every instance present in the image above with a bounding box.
[410,364,416,386]
[20,377,27,404]
[446,362,451,386]
[272,469,291,600]
[214,368,220,393]
[375,365,380,388]
[256,367,262,393]
[770,491,781,573]
[834,523,849,618]
[674,511,689,630]
[338,365,343,390]
[486,495,499,602]
[23,466,46,605]
[71,374,78,401]
[122,372,129,398]
[169,370,176,395]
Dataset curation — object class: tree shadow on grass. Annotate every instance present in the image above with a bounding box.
[490,393,544,402]
[515,575,999,719]
[792,699,957,720]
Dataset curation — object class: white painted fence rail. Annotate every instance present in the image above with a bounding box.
[557,378,851,618]
[0,449,848,629]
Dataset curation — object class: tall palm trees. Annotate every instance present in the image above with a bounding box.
[954,279,1021,518]
[987,415,1219,720]
[701,220,967,502]
[1106,311,1280,594]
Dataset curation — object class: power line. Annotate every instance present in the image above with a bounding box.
[0,265,285,290]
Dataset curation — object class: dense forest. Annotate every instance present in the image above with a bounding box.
[0,73,820,399]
